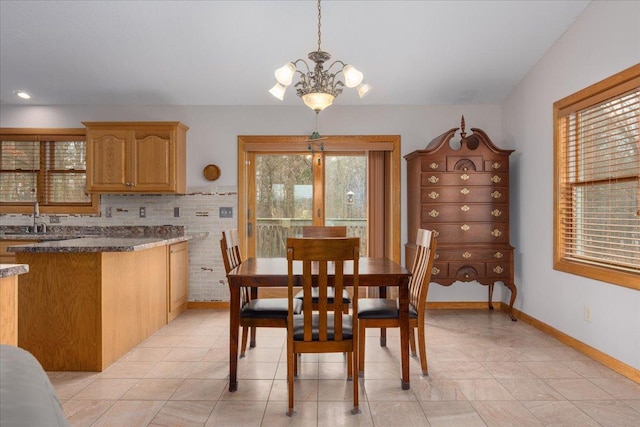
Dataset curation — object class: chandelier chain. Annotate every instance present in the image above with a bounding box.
[317,0,322,52]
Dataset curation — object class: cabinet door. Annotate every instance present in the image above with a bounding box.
[168,242,188,321]
[133,130,175,192]
[86,129,130,191]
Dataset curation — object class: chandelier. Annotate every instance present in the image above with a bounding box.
[268,0,371,112]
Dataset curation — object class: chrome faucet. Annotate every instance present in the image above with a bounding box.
[29,202,46,233]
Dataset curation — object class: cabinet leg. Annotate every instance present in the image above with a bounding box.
[505,282,518,321]
[488,283,494,310]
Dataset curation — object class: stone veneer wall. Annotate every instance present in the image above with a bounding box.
[0,187,237,302]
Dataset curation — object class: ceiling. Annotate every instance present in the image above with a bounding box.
[0,0,591,107]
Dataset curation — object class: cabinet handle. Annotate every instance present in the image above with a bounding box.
[428,209,439,218]
[432,267,440,275]
[429,162,438,170]
[434,253,440,259]
[492,162,501,169]
[491,209,502,217]
[461,224,470,231]
[461,205,470,212]
[433,230,440,237]
[494,252,503,259]
[461,188,470,195]
[462,252,471,259]
[491,175,502,183]
[493,266,504,274]
[428,176,439,184]
[464,273,470,279]
[491,229,502,237]
[460,173,470,180]
[491,190,502,199]
[428,191,439,199]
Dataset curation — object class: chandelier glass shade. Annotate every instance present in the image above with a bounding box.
[268,0,371,112]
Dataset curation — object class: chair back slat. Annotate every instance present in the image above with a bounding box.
[220,229,249,306]
[408,229,438,313]
[287,237,359,346]
[302,226,347,238]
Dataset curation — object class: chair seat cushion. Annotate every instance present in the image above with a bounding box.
[294,287,351,303]
[357,299,418,319]
[241,298,302,319]
[292,313,353,340]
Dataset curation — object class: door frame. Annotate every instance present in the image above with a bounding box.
[237,135,402,262]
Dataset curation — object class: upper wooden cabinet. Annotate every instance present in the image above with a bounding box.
[84,122,188,193]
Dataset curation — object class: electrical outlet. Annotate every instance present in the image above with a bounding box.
[174,207,180,218]
[584,305,592,322]
[139,207,146,218]
[50,215,61,223]
[106,207,112,217]
[220,207,233,218]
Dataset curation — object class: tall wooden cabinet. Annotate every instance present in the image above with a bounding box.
[405,118,517,320]
[84,122,188,193]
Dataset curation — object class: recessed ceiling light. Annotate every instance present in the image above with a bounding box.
[13,90,31,99]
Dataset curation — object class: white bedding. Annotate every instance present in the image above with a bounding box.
[0,345,69,427]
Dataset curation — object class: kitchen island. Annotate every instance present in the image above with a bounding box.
[0,264,29,346]
[9,236,194,371]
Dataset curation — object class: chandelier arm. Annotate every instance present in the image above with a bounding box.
[326,60,347,73]
[292,59,311,74]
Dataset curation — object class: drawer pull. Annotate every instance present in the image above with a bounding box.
[493,266,504,274]
[428,209,439,218]
[434,253,440,259]
[491,190,502,199]
[491,229,502,237]
[461,224,470,231]
[461,205,470,212]
[494,252,504,259]
[462,252,471,259]
[433,230,440,237]
[460,173,470,180]
[491,175,502,183]
[491,209,502,217]
[461,187,470,195]
[464,273,470,279]
[432,267,440,275]
[429,162,439,170]
[428,176,439,184]
[428,191,439,199]
[492,162,501,170]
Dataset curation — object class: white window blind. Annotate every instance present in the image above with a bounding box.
[557,84,640,279]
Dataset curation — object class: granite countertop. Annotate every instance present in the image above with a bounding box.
[0,264,29,278]
[7,233,208,254]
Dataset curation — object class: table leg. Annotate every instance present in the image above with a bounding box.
[229,280,240,392]
[379,286,387,346]
[398,276,410,390]
[250,288,258,347]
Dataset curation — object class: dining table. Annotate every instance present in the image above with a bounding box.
[227,257,412,392]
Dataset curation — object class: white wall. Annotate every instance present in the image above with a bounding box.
[0,104,504,304]
[502,0,640,370]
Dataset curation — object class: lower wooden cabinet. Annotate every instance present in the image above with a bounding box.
[168,241,189,322]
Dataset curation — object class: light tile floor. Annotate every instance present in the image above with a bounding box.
[49,309,640,426]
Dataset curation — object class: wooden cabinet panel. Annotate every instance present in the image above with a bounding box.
[85,122,188,194]
[168,241,188,322]
[405,119,517,320]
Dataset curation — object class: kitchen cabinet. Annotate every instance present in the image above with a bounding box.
[1,241,33,264]
[168,241,189,322]
[84,121,188,193]
[405,117,517,320]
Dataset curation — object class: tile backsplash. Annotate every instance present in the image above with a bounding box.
[0,187,237,302]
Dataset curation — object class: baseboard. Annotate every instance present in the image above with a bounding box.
[187,301,229,310]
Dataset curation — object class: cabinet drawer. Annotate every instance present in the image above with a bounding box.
[446,156,484,172]
[421,186,508,203]
[486,262,511,278]
[421,203,508,223]
[484,159,509,173]
[431,223,509,244]
[421,172,508,187]
[421,158,446,172]
[430,262,448,279]
[449,263,485,281]
[436,248,511,262]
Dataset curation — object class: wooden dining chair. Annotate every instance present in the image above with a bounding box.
[220,229,301,358]
[357,228,437,377]
[295,226,351,314]
[286,237,361,417]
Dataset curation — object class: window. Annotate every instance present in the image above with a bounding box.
[0,128,99,214]
[554,64,640,290]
